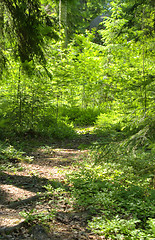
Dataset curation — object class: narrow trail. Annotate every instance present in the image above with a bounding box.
[0,132,102,240]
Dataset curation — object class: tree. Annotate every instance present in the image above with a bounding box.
[1,0,58,66]
[0,1,5,79]
[58,0,108,47]
[59,0,68,47]
[99,0,155,116]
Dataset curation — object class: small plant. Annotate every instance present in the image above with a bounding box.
[147,218,155,236]
[0,162,25,172]
[67,135,155,239]
[88,216,150,239]
[0,145,34,163]
[20,208,56,225]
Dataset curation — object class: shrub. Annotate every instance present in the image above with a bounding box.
[59,105,100,126]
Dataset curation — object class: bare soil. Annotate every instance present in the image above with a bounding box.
[0,133,104,240]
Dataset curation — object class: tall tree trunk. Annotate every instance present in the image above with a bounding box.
[0,1,5,79]
[142,8,147,116]
[17,66,22,127]
[59,0,68,48]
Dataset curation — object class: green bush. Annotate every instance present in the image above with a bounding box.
[48,120,76,140]
[59,105,100,126]
[0,111,77,141]
[95,112,123,131]
[0,143,33,164]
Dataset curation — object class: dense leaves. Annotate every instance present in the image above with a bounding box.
[1,0,58,64]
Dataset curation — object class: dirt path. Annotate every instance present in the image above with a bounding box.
[0,134,102,240]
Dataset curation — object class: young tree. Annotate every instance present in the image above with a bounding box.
[100,0,155,116]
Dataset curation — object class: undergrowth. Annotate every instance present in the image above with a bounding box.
[67,113,155,239]
[59,105,100,126]
[0,142,34,172]
[1,110,154,239]
[0,143,33,163]
[0,114,77,142]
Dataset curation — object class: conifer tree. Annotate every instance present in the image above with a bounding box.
[1,0,58,65]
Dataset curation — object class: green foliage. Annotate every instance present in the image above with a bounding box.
[95,112,123,132]
[2,0,58,64]
[67,112,155,239]
[59,105,100,126]
[88,216,155,239]
[94,111,155,149]
[20,208,55,224]
[147,218,155,236]
[0,1,154,238]
[67,151,155,238]
[45,120,76,140]
[0,144,33,163]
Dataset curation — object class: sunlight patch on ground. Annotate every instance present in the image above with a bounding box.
[0,184,35,202]
[0,215,25,227]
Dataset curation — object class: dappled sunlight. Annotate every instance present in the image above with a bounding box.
[0,214,24,228]
[0,0,154,238]
[29,147,87,168]
[0,184,35,203]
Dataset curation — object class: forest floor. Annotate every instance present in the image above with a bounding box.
[0,129,104,240]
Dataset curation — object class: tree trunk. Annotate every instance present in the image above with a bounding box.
[0,1,4,79]
[59,0,68,48]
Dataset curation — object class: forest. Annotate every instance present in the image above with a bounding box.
[0,0,155,239]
